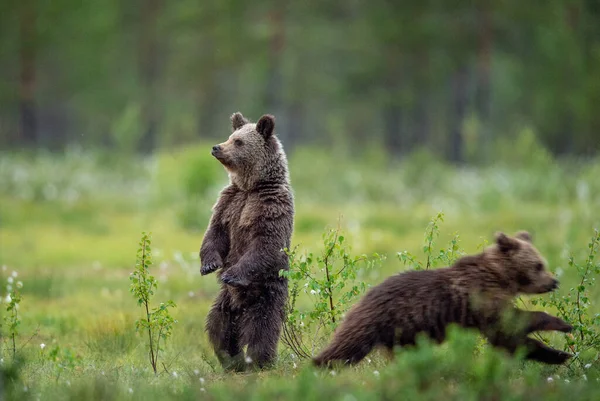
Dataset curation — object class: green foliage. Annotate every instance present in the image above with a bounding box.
[129,232,178,375]
[0,150,599,399]
[178,150,221,230]
[2,270,23,359]
[281,225,385,358]
[44,345,83,382]
[397,212,464,270]
[182,152,221,199]
[533,229,600,368]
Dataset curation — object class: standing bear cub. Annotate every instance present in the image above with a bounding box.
[314,231,573,367]
[200,112,294,371]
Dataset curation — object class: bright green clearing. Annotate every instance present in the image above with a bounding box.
[1,144,599,400]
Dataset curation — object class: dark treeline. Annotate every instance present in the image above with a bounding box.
[0,0,599,161]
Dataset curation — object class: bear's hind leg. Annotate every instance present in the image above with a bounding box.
[239,299,284,370]
[523,338,572,365]
[206,289,245,372]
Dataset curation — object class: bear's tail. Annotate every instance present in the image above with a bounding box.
[312,319,377,368]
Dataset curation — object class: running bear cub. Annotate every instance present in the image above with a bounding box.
[313,231,573,367]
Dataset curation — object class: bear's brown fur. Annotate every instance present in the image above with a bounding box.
[313,231,573,367]
[199,112,294,371]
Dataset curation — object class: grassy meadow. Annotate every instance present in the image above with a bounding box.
[1,142,600,400]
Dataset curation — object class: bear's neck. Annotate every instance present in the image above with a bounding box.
[229,163,289,191]
[450,253,519,299]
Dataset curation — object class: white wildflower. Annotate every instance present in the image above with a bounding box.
[564,379,570,384]
[4,295,11,303]
[366,358,372,364]
[16,281,23,289]
[245,356,253,364]
[373,370,380,377]
[585,363,592,369]
[7,277,13,284]
[199,377,205,385]
[193,369,200,375]
[40,343,46,350]
[172,371,178,378]
[330,370,337,376]
[547,377,553,383]
[6,284,12,292]
[11,271,17,278]
[583,374,587,381]
[188,291,195,298]
[128,388,133,394]
[310,290,317,295]
[293,362,297,369]
[200,388,206,392]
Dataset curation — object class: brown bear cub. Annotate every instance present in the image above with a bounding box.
[313,232,573,367]
[199,112,294,371]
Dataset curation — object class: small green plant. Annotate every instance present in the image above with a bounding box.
[280,224,384,358]
[397,212,464,270]
[129,232,177,375]
[533,228,600,368]
[45,345,82,382]
[2,271,23,359]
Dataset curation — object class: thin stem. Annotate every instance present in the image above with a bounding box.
[425,224,435,270]
[141,238,157,375]
[11,306,18,358]
[323,229,338,324]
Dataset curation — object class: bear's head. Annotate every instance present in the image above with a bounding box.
[211,112,288,189]
[490,231,559,295]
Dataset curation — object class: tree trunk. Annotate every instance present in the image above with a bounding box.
[383,51,404,156]
[264,4,287,142]
[383,103,403,156]
[414,52,430,149]
[448,65,469,163]
[19,0,37,147]
[138,0,161,154]
[476,3,493,161]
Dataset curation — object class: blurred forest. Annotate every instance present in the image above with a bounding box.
[1,0,599,161]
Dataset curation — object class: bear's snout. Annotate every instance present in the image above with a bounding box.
[211,145,222,155]
[550,278,559,290]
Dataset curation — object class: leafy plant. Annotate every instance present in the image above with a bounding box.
[2,271,23,359]
[129,232,178,375]
[45,345,82,382]
[397,212,464,270]
[533,228,600,368]
[280,224,384,358]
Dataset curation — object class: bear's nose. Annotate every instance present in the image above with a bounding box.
[551,279,559,289]
[212,145,221,153]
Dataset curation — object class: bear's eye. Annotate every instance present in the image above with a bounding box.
[535,263,544,272]
[234,139,243,147]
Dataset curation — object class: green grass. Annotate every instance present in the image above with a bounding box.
[1,144,600,400]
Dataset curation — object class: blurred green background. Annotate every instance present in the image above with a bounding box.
[1,1,600,400]
[1,0,600,158]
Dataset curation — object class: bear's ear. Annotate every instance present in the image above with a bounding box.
[495,232,520,253]
[231,112,249,131]
[515,231,532,243]
[256,114,275,140]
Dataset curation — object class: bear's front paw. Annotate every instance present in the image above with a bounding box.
[553,350,573,364]
[557,321,573,333]
[545,317,573,333]
[200,262,221,276]
[220,273,249,288]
